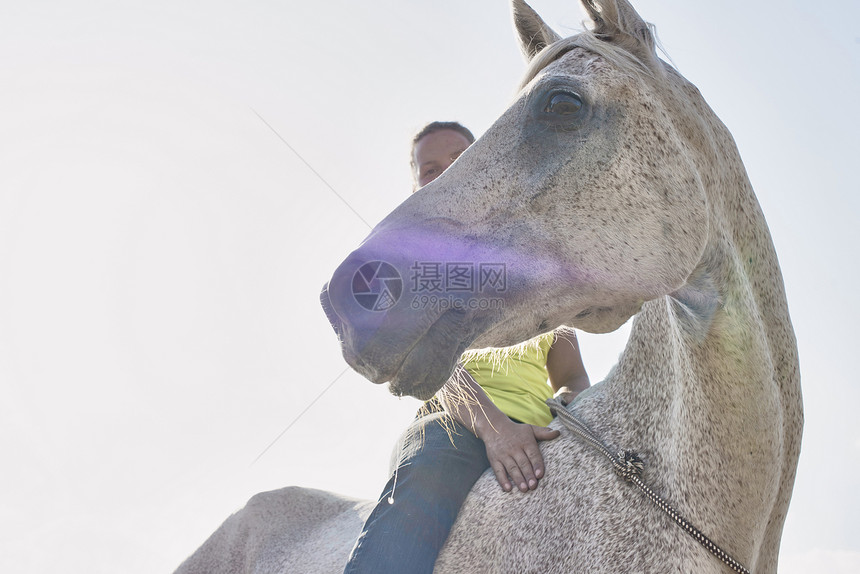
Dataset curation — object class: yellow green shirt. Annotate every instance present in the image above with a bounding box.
[460,331,556,427]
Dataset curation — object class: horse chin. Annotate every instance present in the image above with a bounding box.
[386,343,462,401]
[387,358,453,400]
[388,377,440,402]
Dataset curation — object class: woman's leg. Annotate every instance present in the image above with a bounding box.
[343,412,490,574]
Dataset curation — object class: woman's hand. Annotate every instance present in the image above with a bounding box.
[437,366,563,493]
[478,418,560,493]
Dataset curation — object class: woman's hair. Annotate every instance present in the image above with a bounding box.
[411,121,475,148]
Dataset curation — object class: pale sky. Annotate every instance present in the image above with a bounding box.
[1,1,858,572]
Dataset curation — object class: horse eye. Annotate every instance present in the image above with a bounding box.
[545,91,583,115]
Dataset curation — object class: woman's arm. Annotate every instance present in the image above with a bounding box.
[437,367,559,493]
[546,329,590,405]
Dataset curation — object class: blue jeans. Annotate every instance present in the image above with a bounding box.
[343,410,490,574]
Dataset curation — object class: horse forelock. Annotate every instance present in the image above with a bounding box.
[518,32,663,91]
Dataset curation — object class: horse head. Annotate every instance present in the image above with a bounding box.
[323,0,727,400]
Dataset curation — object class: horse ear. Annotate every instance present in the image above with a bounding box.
[580,0,658,63]
[512,0,562,61]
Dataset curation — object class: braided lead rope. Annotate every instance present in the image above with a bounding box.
[546,398,750,574]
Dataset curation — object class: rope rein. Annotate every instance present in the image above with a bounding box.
[545,397,751,574]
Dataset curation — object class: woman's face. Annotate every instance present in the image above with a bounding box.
[413,129,472,188]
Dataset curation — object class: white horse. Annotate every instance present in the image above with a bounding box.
[175,1,802,572]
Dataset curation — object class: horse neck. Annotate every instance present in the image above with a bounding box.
[590,175,801,567]
[604,90,801,451]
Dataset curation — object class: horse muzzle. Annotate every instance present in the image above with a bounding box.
[320,236,502,399]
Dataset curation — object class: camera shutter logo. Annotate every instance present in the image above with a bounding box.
[352,261,403,311]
